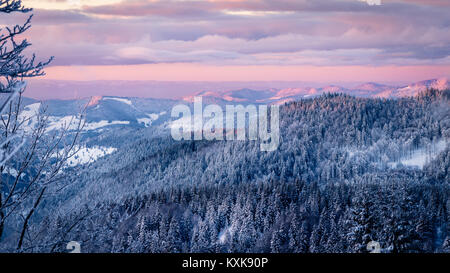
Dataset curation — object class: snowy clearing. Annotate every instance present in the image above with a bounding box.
[390,139,448,169]
[65,146,117,167]
[47,116,130,131]
[19,103,41,132]
[137,111,166,127]
[83,120,130,131]
[103,97,132,106]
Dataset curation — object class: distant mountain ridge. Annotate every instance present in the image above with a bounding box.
[5,78,447,137]
[181,78,449,104]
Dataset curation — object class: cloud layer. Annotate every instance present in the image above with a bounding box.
[2,0,449,67]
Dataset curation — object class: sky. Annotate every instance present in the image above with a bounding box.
[2,0,450,84]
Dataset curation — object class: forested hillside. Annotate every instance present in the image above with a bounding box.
[40,177,449,253]
[2,90,448,253]
[59,90,449,203]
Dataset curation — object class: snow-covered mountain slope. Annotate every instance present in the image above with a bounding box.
[65,146,117,167]
[29,96,180,133]
[388,78,449,98]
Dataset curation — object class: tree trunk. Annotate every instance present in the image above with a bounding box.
[17,187,46,250]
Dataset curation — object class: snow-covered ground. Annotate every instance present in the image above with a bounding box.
[21,103,41,119]
[389,139,448,169]
[83,120,130,131]
[46,116,130,131]
[65,146,117,167]
[46,115,80,131]
[346,139,448,170]
[103,97,132,106]
[12,102,131,133]
[18,103,41,132]
[137,111,166,127]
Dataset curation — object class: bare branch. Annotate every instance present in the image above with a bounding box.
[0,0,31,14]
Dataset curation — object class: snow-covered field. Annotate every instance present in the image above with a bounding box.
[83,120,130,131]
[65,146,117,167]
[137,111,166,127]
[46,116,130,131]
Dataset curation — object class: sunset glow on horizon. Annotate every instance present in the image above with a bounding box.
[42,64,450,83]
